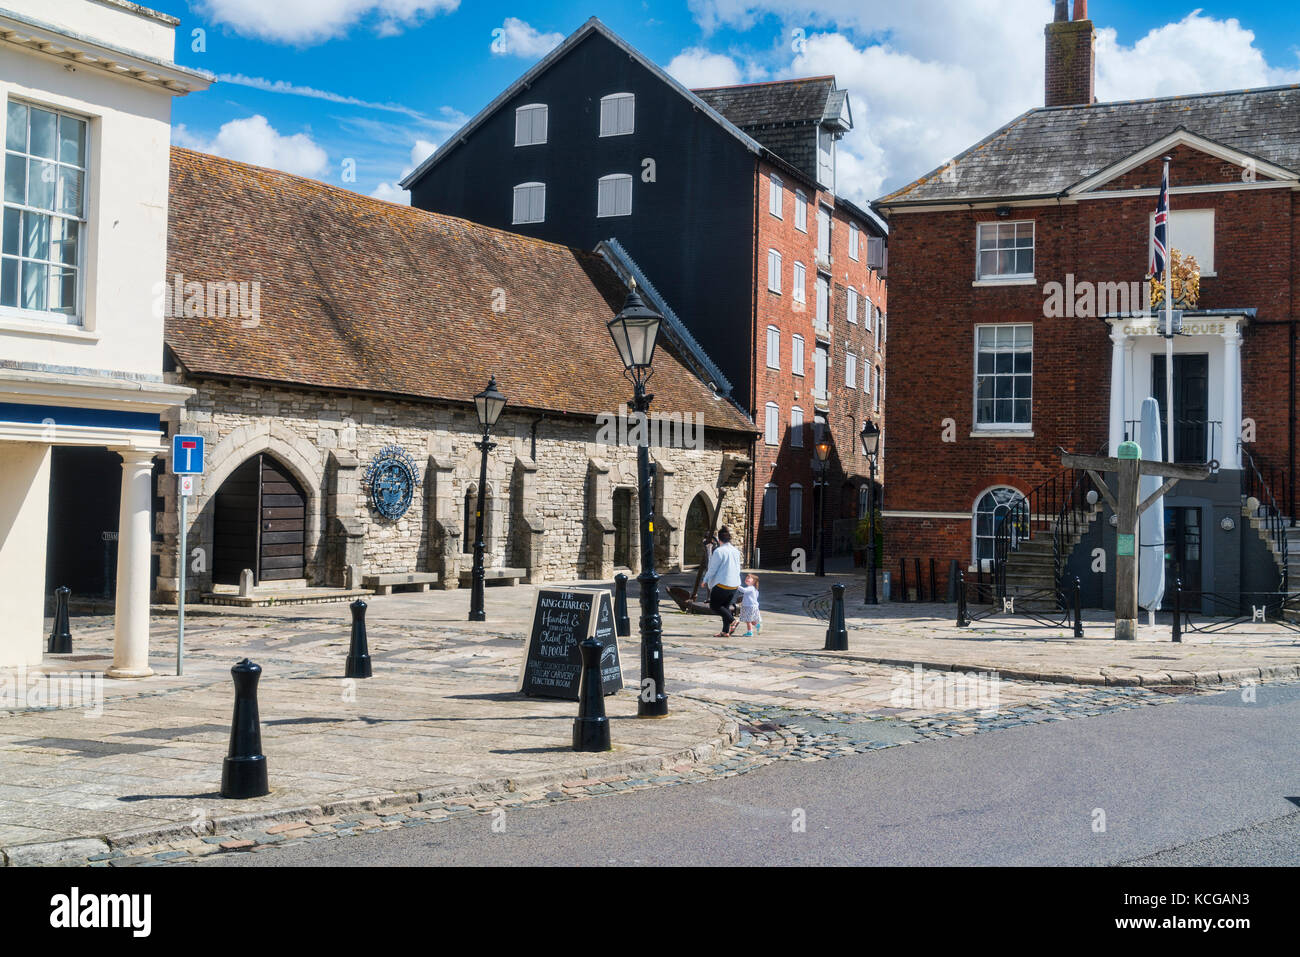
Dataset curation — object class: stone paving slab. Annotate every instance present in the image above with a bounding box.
[6,571,1300,865]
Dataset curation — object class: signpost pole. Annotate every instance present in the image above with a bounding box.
[178,476,187,676]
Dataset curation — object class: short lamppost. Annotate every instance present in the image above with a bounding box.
[606,280,668,718]
[813,429,831,577]
[860,419,881,604]
[469,375,506,622]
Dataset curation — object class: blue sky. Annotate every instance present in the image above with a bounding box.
[151,1,1300,204]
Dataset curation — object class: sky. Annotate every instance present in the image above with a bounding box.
[151,1,1300,206]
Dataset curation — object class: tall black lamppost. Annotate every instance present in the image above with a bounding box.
[606,280,667,718]
[860,419,881,604]
[468,375,506,622]
[813,429,831,577]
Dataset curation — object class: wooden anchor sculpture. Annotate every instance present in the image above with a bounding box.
[1061,442,1209,640]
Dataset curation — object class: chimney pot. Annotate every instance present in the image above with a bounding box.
[1054,0,1068,21]
[1073,0,1089,19]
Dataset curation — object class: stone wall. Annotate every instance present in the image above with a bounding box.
[155,376,751,599]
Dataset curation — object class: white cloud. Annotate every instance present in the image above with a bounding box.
[490,17,564,58]
[370,182,409,204]
[198,0,459,45]
[410,139,438,167]
[1097,11,1300,101]
[667,47,745,88]
[685,1,1300,200]
[173,115,329,178]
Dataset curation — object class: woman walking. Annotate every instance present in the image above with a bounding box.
[702,526,741,637]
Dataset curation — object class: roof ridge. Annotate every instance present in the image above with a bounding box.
[170,145,609,261]
[1035,82,1300,114]
[691,75,836,92]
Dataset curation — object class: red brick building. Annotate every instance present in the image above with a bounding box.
[875,0,1300,609]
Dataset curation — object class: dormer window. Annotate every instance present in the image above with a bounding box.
[599,93,635,137]
[2,99,87,322]
[514,104,548,146]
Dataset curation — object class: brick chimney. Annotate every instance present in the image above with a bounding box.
[1045,0,1096,107]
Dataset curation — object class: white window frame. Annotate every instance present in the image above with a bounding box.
[792,261,806,304]
[873,366,880,411]
[764,402,780,446]
[790,406,804,448]
[817,127,835,188]
[514,104,548,146]
[769,174,783,219]
[791,334,805,377]
[768,249,782,294]
[814,345,828,400]
[874,311,881,350]
[789,484,804,535]
[974,323,1033,431]
[864,297,873,331]
[815,274,829,329]
[817,205,831,261]
[846,351,857,389]
[849,222,860,261]
[596,173,633,218]
[766,325,780,370]
[794,190,807,232]
[599,93,635,137]
[864,361,871,394]
[1149,208,1216,276]
[2,97,89,324]
[846,286,858,324]
[511,182,546,224]
[763,484,778,528]
[972,485,1023,565]
[976,220,1035,281]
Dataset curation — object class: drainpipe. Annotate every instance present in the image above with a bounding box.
[530,415,546,462]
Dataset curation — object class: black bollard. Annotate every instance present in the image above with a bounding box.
[1072,576,1084,638]
[613,573,631,637]
[48,585,72,654]
[221,658,269,799]
[824,583,848,650]
[345,599,372,679]
[1172,578,1182,643]
[956,571,969,627]
[946,559,962,603]
[572,638,611,752]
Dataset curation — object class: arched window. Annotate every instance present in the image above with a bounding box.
[972,486,1022,565]
[599,93,635,136]
[597,173,633,217]
[512,182,545,224]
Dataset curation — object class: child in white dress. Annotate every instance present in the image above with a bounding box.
[730,574,762,637]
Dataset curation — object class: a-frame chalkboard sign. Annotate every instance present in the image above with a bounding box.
[517,589,623,700]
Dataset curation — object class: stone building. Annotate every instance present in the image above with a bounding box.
[157,148,754,603]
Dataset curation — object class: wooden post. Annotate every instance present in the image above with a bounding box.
[1114,448,1141,640]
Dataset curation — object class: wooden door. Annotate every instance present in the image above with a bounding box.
[258,456,305,582]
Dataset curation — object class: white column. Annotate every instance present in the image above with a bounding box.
[0,443,51,668]
[1108,324,1127,456]
[108,449,157,678]
[1223,325,1242,471]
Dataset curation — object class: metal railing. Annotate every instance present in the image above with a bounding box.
[1241,444,1290,592]
[1124,418,1221,465]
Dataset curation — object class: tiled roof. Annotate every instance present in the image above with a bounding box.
[165,148,755,434]
[693,78,837,180]
[878,84,1300,206]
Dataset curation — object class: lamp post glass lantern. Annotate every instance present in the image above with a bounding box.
[813,426,831,577]
[606,281,668,717]
[860,419,880,604]
[469,375,506,622]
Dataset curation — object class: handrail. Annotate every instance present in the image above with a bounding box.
[1241,443,1289,591]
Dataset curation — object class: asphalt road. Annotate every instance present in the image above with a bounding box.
[199,682,1300,866]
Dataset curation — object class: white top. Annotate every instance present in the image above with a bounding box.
[703,542,742,590]
[735,584,760,619]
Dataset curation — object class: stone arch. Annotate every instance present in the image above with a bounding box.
[678,485,717,568]
[199,423,326,587]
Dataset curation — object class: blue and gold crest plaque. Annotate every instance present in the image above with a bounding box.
[363,445,420,520]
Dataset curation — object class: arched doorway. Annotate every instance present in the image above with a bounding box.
[213,453,306,585]
[683,492,711,566]
[613,488,633,568]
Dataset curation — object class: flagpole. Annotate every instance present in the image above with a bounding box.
[1163,156,1175,465]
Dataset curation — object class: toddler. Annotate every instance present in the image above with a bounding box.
[730,574,762,637]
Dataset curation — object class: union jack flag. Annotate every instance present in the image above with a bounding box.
[1150,166,1169,277]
